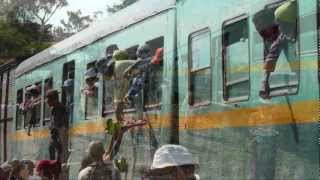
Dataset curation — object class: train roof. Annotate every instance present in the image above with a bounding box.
[15,0,176,78]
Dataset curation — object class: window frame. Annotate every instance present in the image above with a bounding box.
[125,45,139,60]
[43,77,53,126]
[222,14,251,103]
[23,82,42,129]
[188,27,212,107]
[85,61,99,120]
[143,36,164,109]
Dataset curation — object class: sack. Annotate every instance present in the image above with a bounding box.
[253,7,277,33]
[275,0,297,23]
[86,162,117,180]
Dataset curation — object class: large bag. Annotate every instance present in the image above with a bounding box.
[275,0,297,23]
[253,7,277,32]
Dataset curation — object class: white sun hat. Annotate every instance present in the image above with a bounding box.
[151,144,195,170]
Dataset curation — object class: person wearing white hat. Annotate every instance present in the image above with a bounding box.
[143,144,200,180]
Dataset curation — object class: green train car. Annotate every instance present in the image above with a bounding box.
[10,0,318,179]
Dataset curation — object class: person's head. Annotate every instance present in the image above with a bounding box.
[46,90,60,107]
[36,160,61,180]
[10,162,29,180]
[62,79,74,96]
[85,68,98,87]
[105,45,119,60]
[95,57,115,79]
[144,144,198,180]
[136,44,151,60]
[21,159,35,176]
[27,85,40,98]
[86,141,105,162]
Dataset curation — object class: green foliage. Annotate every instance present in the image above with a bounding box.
[107,0,139,14]
[0,19,51,61]
[115,157,128,172]
[105,119,121,135]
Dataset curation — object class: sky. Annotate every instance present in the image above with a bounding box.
[49,0,121,26]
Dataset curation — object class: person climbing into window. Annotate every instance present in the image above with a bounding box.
[95,49,147,163]
[253,0,297,99]
[82,68,99,97]
[123,45,163,102]
[23,85,41,136]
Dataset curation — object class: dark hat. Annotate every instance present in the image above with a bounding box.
[46,89,60,98]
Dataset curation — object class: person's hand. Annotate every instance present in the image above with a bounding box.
[103,153,112,164]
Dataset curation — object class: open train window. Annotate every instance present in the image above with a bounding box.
[189,29,212,106]
[126,45,138,60]
[102,78,114,116]
[43,78,53,126]
[253,0,299,98]
[62,61,75,123]
[222,17,250,102]
[84,61,99,120]
[143,36,164,107]
[105,44,119,58]
[23,82,42,129]
[15,89,23,130]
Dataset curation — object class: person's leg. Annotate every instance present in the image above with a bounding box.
[260,34,285,98]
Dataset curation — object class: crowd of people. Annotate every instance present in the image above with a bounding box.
[0,158,61,180]
[0,144,199,180]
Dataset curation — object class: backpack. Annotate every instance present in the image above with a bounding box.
[87,162,119,180]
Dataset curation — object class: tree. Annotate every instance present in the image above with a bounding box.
[0,2,53,63]
[13,0,68,41]
[107,0,139,14]
[0,19,51,62]
[60,9,93,34]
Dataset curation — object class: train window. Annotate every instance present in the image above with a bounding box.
[253,0,299,98]
[84,62,99,120]
[62,61,75,124]
[43,78,53,126]
[126,45,138,60]
[222,18,250,102]
[144,36,164,107]
[15,89,23,130]
[189,29,211,105]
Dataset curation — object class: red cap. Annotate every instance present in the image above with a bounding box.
[36,160,59,173]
